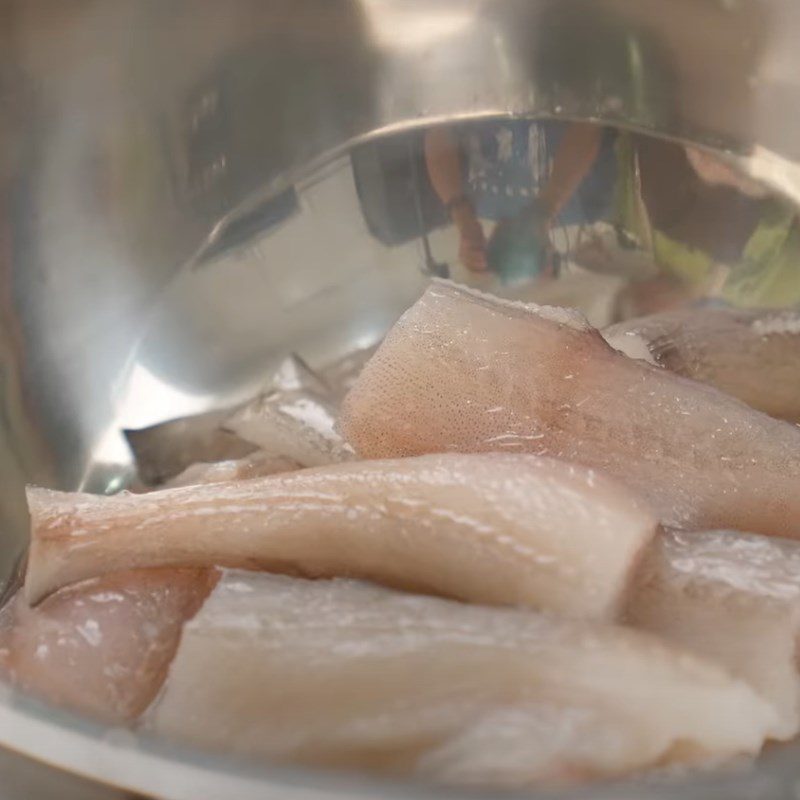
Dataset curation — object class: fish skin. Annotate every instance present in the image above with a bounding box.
[603,307,800,423]
[144,572,778,782]
[339,280,800,538]
[23,453,656,621]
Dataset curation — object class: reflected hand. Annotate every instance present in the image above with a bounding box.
[452,205,488,272]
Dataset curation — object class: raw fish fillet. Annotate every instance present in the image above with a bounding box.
[164,451,299,489]
[0,568,215,722]
[24,453,656,620]
[145,572,777,783]
[628,529,800,740]
[420,707,741,788]
[339,280,800,537]
[415,704,685,788]
[125,410,256,486]
[225,354,352,467]
[603,308,800,422]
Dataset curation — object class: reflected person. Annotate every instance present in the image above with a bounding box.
[612,134,800,313]
[423,120,617,282]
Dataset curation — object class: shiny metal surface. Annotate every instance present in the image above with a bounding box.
[0,748,138,800]
[3,0,800,797]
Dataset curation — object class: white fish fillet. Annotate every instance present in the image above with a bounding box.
[339,280,800,537]
[604,308,800,422]
[23,453,656,620]
[415,704,679,788]
[628,529,800,740]
[164,452,299,489]
[0,569,215,722]
[225,354,352,467]
[144,572,777,783]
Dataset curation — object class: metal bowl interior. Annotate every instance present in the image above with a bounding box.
[5,1,800,797]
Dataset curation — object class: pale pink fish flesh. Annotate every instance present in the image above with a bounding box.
[23,453,656,621]
[603,307,800,422]
[0,568,216,722]
[628,528,800,740]
[339,279,800,538]
[144,572,777,783]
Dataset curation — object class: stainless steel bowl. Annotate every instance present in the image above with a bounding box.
[3,1,800,796]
